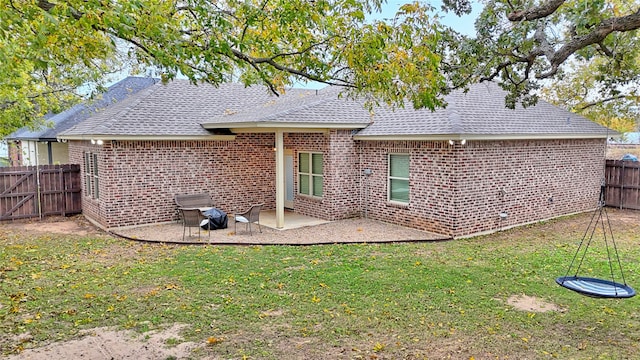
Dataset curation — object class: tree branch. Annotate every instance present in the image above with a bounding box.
[507,0,566,21]
[538,9,640,78]
[579,94,634,110]
[229,48,352,91]
[0,87,78,111]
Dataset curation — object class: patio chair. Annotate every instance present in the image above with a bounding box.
[180,208,211,241]
[234,203,263,235]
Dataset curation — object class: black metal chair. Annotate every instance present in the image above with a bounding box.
[180,208,211,241]
[234,203,263,235]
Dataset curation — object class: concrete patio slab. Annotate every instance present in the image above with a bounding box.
[110,213,450,245]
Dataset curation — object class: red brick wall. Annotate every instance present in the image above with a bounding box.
[70,135,605,237]
[452,139,604,237]
[325,130,361,219]
[358,138,605,237]
[69,135,278,228]
[358,140,457,235]
[68,141,103,224]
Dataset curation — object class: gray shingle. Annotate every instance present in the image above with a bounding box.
[202,86,372,126]
[356,82,611,137]
[8,77,157,140]
[62,81,320,137]
[61,80,611,139]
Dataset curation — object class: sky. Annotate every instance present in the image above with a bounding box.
[375,0,480,36]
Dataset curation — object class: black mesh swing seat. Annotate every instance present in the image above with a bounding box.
[556,276,636,299]
[556,184,635,299]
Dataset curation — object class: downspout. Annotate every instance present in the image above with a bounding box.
[47,141,53,164]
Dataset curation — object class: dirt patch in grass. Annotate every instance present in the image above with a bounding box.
[5,324,200,360]
[506,294,564,313]
[1,215,103,237]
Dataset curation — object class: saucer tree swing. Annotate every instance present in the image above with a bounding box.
[556,181,636,299]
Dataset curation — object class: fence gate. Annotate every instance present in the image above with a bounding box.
[0,164,82,221]
[605,160,640,210]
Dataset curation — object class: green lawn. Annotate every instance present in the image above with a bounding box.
[2,211,640,359]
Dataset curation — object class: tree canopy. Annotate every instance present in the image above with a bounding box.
[1,0,639,137]
[1,0,444,137]
[444,0,640,119]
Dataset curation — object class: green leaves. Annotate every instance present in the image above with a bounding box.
[4,0,637,138]
[452,0,640,111]
[0,0,447,137]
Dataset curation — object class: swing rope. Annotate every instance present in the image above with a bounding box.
[603,205,628,287]
[556,130,635,298]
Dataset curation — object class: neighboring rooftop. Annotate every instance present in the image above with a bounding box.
[7,77,158,141]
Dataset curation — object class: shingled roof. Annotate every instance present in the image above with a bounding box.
[354,81,612,140]
[8,77,157,141]
[60,81,331,139]
[59,80,611,141]
[200,86,372,129]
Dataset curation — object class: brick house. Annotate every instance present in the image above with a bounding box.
[58,80,610,238]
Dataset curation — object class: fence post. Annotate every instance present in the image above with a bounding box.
[36,165,42,219]
[620,161,625,210]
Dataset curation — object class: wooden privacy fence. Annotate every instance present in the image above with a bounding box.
[0,164,82,221]
[605,160,640,210]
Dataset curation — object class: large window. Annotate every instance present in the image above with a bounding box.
[388,153,409,203]
[84,152,99,199]
[299,152,323,197]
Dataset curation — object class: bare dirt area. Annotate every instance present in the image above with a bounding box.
[1,215,105,238]
[5,324,200,360]
[505,294,564,313]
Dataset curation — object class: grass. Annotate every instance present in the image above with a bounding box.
[2,211,640,359]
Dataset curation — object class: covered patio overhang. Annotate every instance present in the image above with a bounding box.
[201,121,368,229]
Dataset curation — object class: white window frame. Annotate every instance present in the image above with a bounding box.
[298,151,323,198]
[388,153,409,204]
[84,152,99,199]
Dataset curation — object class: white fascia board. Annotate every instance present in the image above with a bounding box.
[57,134,236,141]
[353,133,610,141]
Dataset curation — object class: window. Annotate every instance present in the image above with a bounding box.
[84,152,99,199]
[388,153,409,203]
[299,152,323,197]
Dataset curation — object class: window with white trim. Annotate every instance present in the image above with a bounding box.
[84,152,99,199]
[388,153,409,203]
[298,152,323,197]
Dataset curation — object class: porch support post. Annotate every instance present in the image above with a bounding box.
[275,130,285,229]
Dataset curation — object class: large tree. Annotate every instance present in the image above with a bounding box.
[443,0,640,113]
[1,0,445,137]
[1,0,639,137]
[540,58,639,134]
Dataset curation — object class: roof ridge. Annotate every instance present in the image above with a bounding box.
[259,91,339,121]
